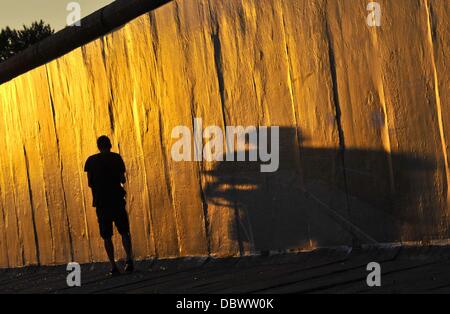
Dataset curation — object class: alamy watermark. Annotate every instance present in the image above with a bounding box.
[366,262,381,287]
[66,262,81,287]
[171,118,280,173]
[367,2,382,27]
[66,2,81,27]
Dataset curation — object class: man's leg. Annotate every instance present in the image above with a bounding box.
[97,207,118,273]
[116,203,134,272]
[104,237,118,270]
[121,233,133,262]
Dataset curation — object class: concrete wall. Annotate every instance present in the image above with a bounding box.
[0,0,448,267]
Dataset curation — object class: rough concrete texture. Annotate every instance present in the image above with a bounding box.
[0,0,449,267]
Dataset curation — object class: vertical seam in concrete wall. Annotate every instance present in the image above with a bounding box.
[197,168,211,255]
[324,2,353,241]
[107,100,116,133]
[366,16,396,196]
[11,163,25,266]
[23,146,40,265]
[147,13,162,257]
[208,1,228,139]
[377,73,396,195]
[279,2,310,242]
[211,36,228,130]
[36,128,55,263]
[64,56,92,261]
[44,65,75,261]
[189,93,212,255]
[5,95,26,265]
[102,38,116,134]
[425,0,450,218]
[208,1,244,256]
[74,128,92,261]
[0,172,11,266]
[131,90,155,257]
[157,109,181,256]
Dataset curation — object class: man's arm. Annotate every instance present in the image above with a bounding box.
[87,172,94,188]
[119,155,126,184]
[84,157,93,187]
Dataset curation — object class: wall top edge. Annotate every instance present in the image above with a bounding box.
[0,0,173,85]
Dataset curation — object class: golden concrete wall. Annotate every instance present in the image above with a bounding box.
[0,0,449,267]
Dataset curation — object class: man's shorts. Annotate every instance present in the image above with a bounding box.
[95,199,130,239]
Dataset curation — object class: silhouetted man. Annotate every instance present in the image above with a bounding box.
[84,136,134,275]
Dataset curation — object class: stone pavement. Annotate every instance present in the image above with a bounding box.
[1,246,449,294]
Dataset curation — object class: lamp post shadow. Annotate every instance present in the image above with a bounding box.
[202,127,446,254]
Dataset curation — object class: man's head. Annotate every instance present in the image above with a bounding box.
[97,135,112,152]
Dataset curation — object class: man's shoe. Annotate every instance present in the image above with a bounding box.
[124,260,134,273]
[109,267,121,276]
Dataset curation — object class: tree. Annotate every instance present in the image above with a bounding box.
[0,20,54,62]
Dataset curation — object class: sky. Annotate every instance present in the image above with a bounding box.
[0,0,115,31]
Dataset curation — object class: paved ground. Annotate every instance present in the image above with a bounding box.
[0,246,449,294]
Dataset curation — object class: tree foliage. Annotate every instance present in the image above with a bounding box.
[0,20,54,62]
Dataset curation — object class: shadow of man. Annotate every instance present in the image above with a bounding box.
[84,135,134,275]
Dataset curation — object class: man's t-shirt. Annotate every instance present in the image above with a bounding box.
[84,152,126,208]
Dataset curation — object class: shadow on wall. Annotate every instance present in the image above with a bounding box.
[203,127,447,254]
